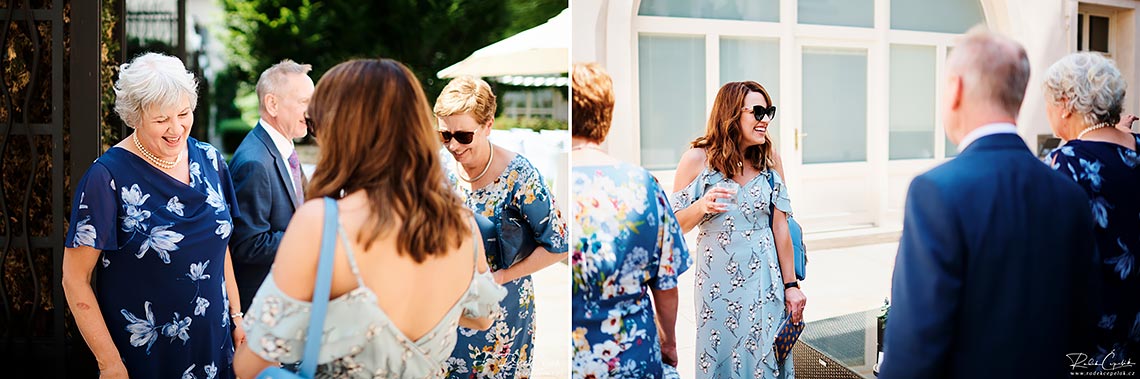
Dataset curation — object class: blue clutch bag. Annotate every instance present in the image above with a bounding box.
[496,202,538,269]
[774,314,805,363]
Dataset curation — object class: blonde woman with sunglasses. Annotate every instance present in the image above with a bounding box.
[435,76,569,378]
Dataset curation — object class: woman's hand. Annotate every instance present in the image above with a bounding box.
[698,187,733,215]
[661,341,679,367]
[99,361,129,379]
[1117,114,1138,132]
[785,287,807,323]
[232,315,247,349]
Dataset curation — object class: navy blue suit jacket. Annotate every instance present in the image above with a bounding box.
[879,133,1100,379]
[228,123,302,312]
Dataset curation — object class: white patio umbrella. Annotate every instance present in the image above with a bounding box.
[437,8,568,78]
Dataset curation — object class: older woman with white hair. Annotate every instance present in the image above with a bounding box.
[62,52,244,378]
[1045,52,1139,367]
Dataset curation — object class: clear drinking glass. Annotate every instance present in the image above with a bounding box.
[715,181,740,210]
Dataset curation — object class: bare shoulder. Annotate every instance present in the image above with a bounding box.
[673,148,707,190]
[680,147,707,164]
[678,147,707,172]
[270,198,327,299]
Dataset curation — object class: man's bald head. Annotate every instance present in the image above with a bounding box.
[947,26,1031,119]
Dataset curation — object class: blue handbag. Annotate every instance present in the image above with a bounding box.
[256,197,339,379]
[767,174,807,281]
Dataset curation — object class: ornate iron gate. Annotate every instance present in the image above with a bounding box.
[0,0,104,375]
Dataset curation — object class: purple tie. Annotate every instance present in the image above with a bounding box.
[288,150,304,207]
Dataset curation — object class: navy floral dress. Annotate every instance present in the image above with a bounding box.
[444,154,568,378]
[1050,135,1140,368]
[65,138,239,378]
[571,163,691,379]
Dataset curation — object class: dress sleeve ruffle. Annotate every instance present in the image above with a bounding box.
[461,271,507,319]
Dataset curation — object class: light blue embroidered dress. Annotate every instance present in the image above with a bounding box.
[445,154,569,378]
[571,163,691,379]
[65,138,239,378]
[243,216,507,378]
[671,168,795,379]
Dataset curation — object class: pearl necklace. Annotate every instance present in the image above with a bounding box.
[458,142,494,183]
[1076,123,1110,140]
[133,133,181,169]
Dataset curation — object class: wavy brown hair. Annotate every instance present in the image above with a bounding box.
[305,59,470,263]
[691,81,775,178]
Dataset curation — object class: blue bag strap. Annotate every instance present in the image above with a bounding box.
[298,197,339,377]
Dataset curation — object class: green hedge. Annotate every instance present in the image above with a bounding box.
[493,117,567,132]
[219,118,253,154]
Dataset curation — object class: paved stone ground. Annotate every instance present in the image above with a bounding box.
[531,261,571,378]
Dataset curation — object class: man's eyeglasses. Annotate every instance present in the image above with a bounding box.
[440,130,476,144]
[744,105,777,122]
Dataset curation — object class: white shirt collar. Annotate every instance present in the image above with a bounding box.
[957,122,1018,152]
[259,118,295,158]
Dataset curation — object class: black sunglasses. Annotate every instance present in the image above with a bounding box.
[440,130,476,144]
[750,105,777,121]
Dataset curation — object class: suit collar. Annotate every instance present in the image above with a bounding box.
[253,122,301,209]
[959,133,1031,156]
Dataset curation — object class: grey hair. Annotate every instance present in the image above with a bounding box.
[255,59,313,110]
[1043,52,1127,127]
[948,26,1031,118]
[113,53,199,128]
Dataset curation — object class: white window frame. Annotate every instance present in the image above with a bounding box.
[631,0,978,226]
[1078,5,1116,57]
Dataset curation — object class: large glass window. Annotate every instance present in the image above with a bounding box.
[798,0,873,28]
[802,47,867,164]
[721,37,781,150]
[638,0,779,22]
[889,45,936,160]
[891,0,984,33]
[639,35,706,170]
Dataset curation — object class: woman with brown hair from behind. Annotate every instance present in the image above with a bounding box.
[233,58,506,378]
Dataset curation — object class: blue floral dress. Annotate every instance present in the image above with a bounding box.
[1049,136,1140,367]
[445,154,568,378]
[65,138,239,378]
[571,163,691,379]
[672,168,795,379]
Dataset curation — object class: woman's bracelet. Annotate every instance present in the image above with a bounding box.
[230,311,244,320]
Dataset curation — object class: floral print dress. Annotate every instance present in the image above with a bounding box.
[65,138,239,378]
[671,168,795,379]
[445,154,568,378]
[1049,136,1140,367]
[571,163,691,379]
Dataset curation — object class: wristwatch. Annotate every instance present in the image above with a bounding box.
[784,281,800,289]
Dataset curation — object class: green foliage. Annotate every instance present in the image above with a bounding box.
[493,117,567,132]
[219,0,565,102]
[218,117,254,153]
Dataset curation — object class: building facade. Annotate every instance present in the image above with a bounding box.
[573,0,1140,232]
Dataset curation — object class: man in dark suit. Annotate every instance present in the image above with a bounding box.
[879,28,1100,378]
[229,60,314,312]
